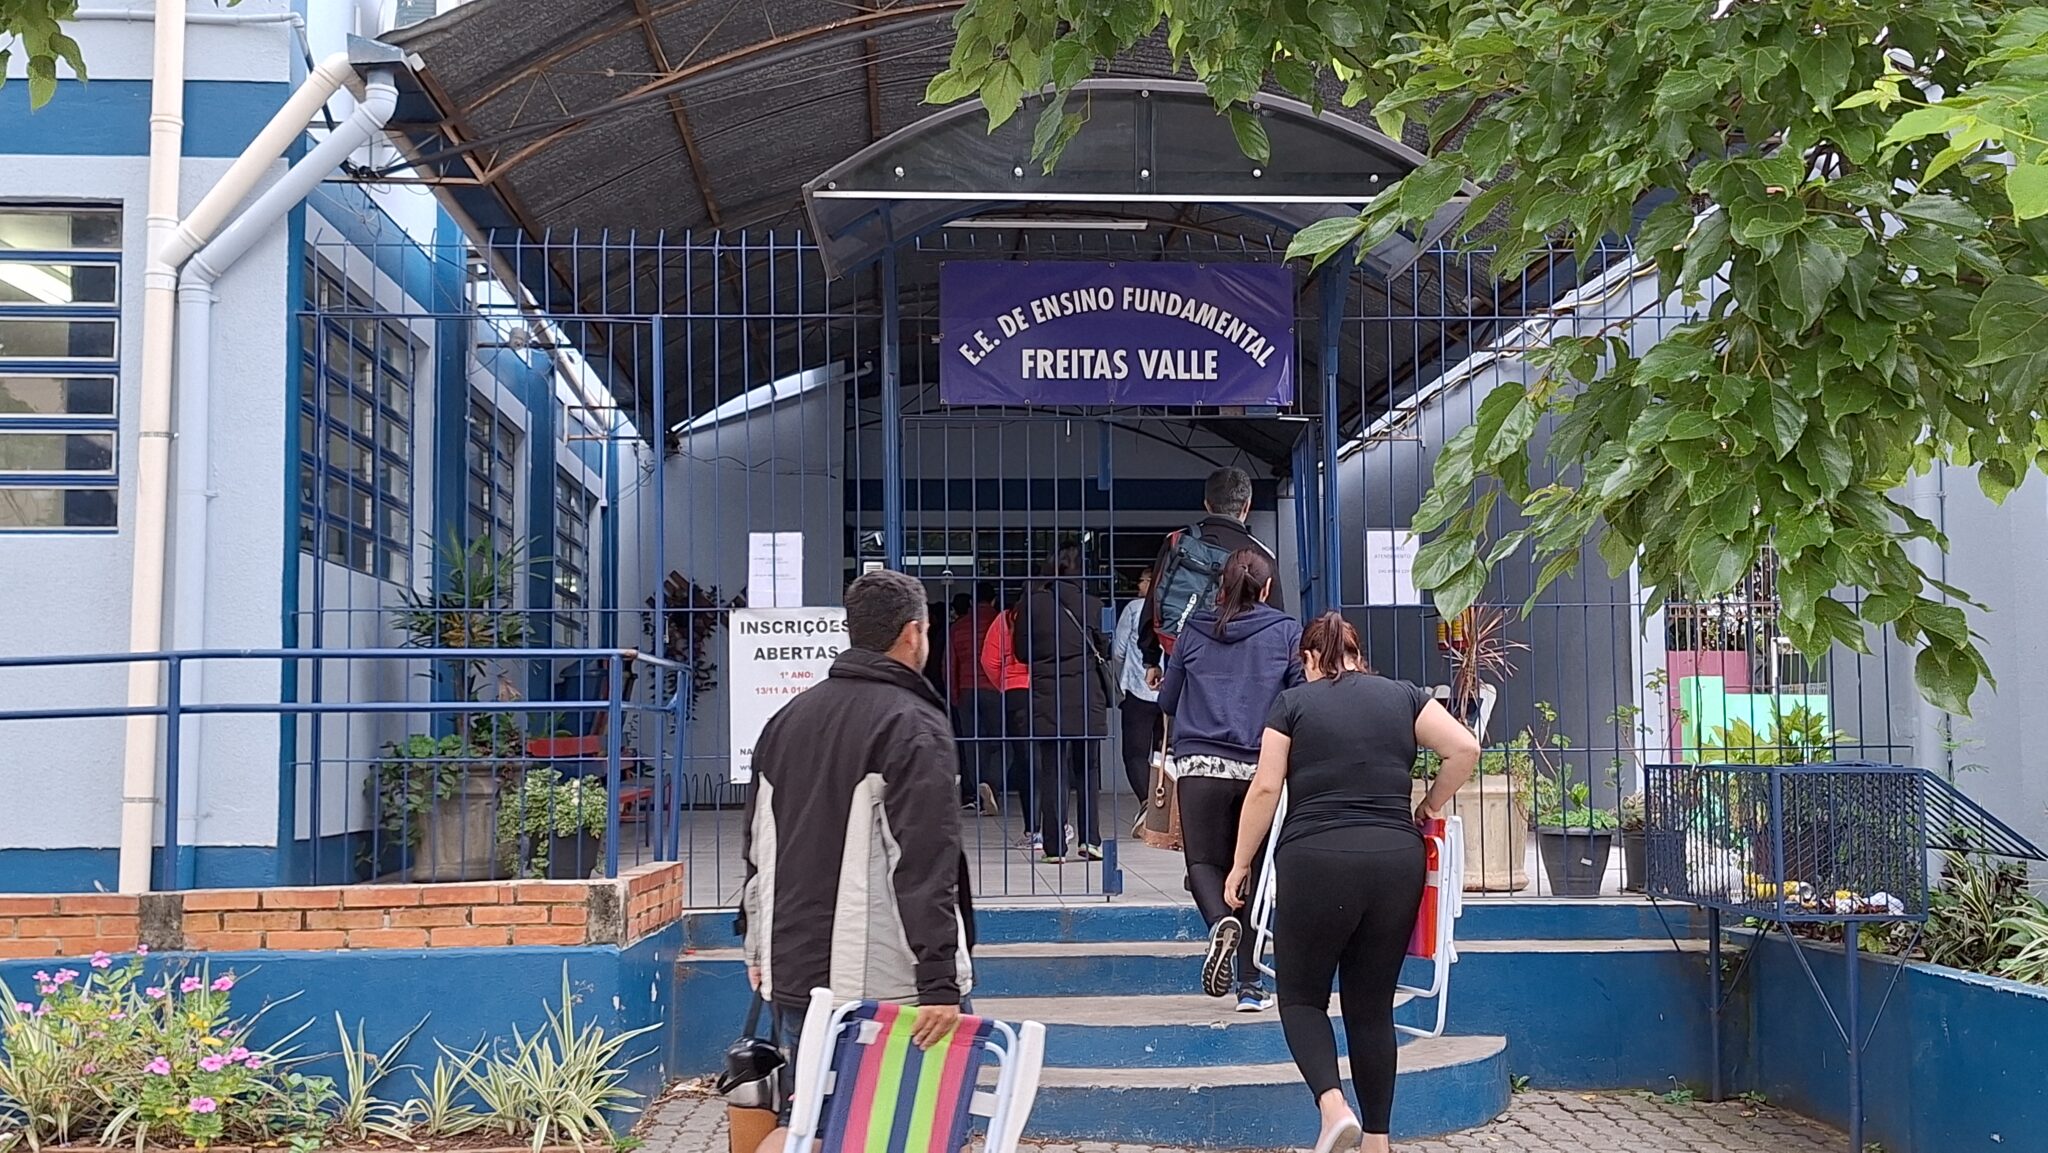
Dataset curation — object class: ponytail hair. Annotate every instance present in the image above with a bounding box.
[1301,611,1366,680]
[1213,547,1275,633]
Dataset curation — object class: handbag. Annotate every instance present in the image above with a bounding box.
[1136,720,1182,850]
[715,995,785,1153]
[1056,596,1122,709]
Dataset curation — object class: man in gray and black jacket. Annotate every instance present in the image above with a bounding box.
[740,568,975,1065]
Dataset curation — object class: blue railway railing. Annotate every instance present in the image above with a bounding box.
[0,647,687,890]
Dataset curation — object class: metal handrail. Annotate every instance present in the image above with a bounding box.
[0,646,689,888]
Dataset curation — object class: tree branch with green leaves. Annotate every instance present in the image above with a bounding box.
[935,0,2048,714]
[2,0,85,108]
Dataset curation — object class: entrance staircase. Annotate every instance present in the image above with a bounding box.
[675,901,1710,1147]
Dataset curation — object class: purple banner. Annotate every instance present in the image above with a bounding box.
[939,261,1295,406]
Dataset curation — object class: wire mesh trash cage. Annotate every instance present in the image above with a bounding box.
[1643,761,1934,923]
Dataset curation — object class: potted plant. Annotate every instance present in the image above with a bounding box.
[1525,704,1616,897]
[1619,792,1647,893]
[1438,604,1527,741]
[498,769,610,879]
[373,718,522,882]
[1412,737,1534,892]
[372,533,533,881]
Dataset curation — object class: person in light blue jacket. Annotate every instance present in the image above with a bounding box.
[1112,567,1164,805]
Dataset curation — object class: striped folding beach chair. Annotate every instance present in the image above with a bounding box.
[1250,789,1468,1038]
[784,988,1046,1153]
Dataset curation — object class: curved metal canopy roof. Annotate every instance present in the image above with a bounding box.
[378,0,1593,466]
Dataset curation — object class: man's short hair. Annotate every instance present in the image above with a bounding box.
[1204,467,1254,515]
[845,569,928,652]
[975,581,999,605]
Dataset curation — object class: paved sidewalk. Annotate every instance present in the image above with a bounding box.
[638,1084,1846,1152]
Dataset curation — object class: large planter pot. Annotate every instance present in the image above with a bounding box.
[1411,778,1531,892]
[1621,829,1647,893]
[1536,827,1615,898]
[545,832,604,879]
[415,772,502,882]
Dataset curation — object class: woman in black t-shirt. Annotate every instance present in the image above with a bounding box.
[1223,612,1480,1153]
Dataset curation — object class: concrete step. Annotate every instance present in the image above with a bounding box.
[1018,1034,1511,1146]
[679,899,1706,951]
[968,992,1398,1068]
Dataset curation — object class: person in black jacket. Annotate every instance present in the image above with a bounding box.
[741,569,973,1070]
[1139,466,1281,683]
[1016,542,1110,863]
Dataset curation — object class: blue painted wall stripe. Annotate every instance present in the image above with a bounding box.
[4,80,292,157]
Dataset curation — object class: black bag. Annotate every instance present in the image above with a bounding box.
[1150,524,1234,654]
[715,996,785,1113]
[1056,596,1121,709]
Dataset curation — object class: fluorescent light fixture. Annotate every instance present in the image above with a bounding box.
[0,262,75,304]
[671,362,865,436]
[947,218,1151,231]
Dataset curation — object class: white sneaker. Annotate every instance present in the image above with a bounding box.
[1202,916,1241,998]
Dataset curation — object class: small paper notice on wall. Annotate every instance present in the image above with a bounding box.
[748,532,803,608]
[1364,528,1421,606]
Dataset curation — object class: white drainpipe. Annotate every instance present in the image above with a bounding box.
[116,42,394,891]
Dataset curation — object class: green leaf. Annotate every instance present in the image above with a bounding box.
[2009,162,2048,221]
[1637,202,1694,256]
[1797,428,1855,496]
[1980,457,2021,502]
[1459,118,1511,175]
[1896,194,1985,235]
[1792,35,1854,106]
[1635,0,1698,45]
[1676,210,1732,289]
[1879,104,1967,147]
[925,69,980,105]
[1309,0,1365,47]
[1739,46,1789,101]
[1228,105,1271,164]
[1285,214,1367,265]
[1398,157,1465,220]
[1761,390,1808,458]
[1771,226,1851,330]
[981,61,1026,130]
[1915,644,1979,717]
[1663,411,1721,440]
[1049,39,1094,90]
[1429,560,1488,620]
[1686,531,1748,595]
[1893,228,1960,278]
[1412,534,1477,591]
[1967,276,2048,366]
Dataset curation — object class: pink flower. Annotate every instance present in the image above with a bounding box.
[37,985,56,997]
[187,1097,217,1115]
[145,986,166,1000]
[210,975,234,993]
[31,971,48,984]
[198,1054,230,1073]
[89,952,112,970]
[108,1010,125,1021]
[33,1005,48,1018]
[80,1063,96,1075]
[12,1003,29,1014]
[179,976,204,994]
[136,944,149,956]
[227,1046,250,1061]
[52,969,77,986]
[145,1056,172,1076]
[242,1056,263,1070]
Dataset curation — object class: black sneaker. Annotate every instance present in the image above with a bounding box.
[1202,916,1242,998]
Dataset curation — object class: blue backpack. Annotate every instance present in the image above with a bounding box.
[1150,524,1236,654]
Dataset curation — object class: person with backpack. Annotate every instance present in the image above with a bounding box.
[1157,547,1303,1011]
[1140,466,1281,685]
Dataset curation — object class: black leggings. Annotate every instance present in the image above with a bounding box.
[1177,775,1264,987]
[1118,696,1164,802]
[1273,826,1426,1135]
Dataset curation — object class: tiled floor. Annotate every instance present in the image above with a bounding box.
[638,1084,1847,1153]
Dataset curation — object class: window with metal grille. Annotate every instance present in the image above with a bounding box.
[554,468,595,647]
[0,205,121,531]
[466,396,518,547]
[298,256,417,581]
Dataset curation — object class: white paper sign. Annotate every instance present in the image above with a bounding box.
[727,606,847,783]
[748,532,804,608]
[1364,528,1421,606]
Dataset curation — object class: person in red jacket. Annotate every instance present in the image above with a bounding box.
[980,589,1037,847]
[948,584,1004,815]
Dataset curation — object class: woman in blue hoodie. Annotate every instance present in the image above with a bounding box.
[1158,547,1302,1009]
